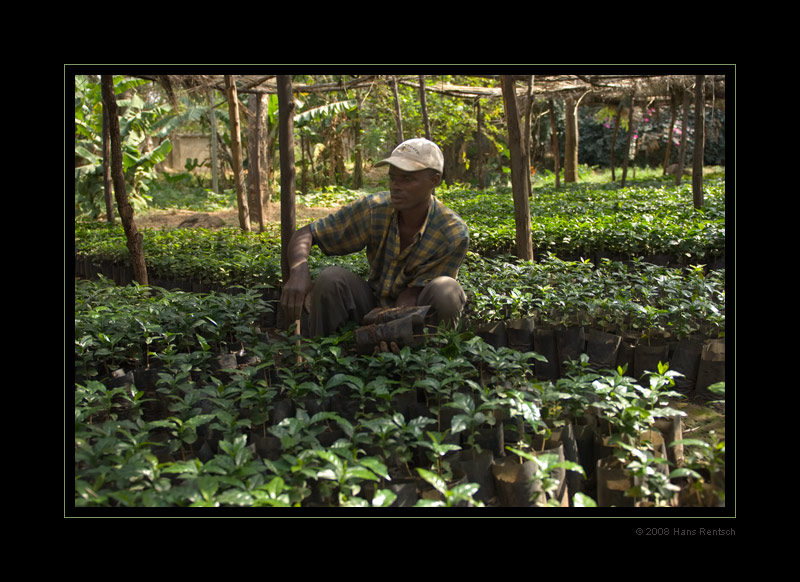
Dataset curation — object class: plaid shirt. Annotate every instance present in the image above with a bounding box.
[310,192,469,307]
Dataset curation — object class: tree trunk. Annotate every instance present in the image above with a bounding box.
[662,91,677,175]
[523,75,534,195]
[501,75,533,262]
[304,136,317,190]
[391,76,404,144]
[208,88,220,193]
[621,94,635,188]
[247,92,269,231]
[102,105,115,222]
[548,99,560,189]
[278,75,297,284]
[563,96,579,182]
[333,125,346,184]
[300,135,309,195]
[692,75,705,209]
[419,75,431,141]
[609,102,621,182]
[476,99,485,189]
[100,75,148,285]
[225,76,250,231]
[353,112,364,189]
[675,87,691,186]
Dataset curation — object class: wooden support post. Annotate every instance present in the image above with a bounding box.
[225,75,250,232]
[100,75,148,285]
[277,75,297,285]
[501,75,534,262]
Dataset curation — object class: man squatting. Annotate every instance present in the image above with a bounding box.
[279,138,470,346]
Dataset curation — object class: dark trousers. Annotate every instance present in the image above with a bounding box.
[307,266,466,337]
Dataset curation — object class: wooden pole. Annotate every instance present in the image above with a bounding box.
[419,75,431,141]
[609,101,621,182]
[501,75,534,262]
[662,91,677,175]
[564,96,578,183]
[247,92,268,231]
[391,76,404,144]
[548,99,560,189]
[100,75,148,285]
[277,75,297,284]
[675,88,691,186]
[692,75,705,209]
[102,105,115,222]
[208,88,219,193]
[621,94,635,188]
[476,99,485,190]
[523,75,534,196]
[225,75,251,231]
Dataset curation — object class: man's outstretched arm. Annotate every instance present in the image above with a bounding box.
[279,225,314,323]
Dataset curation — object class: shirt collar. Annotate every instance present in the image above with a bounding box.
[418,195,436,239]
[391,194,436,242]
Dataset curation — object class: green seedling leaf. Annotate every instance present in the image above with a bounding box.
[196,333,210,351]
[572,492,597,507]
[371,489,398,507]
[669,467,702,480]
[449,482,481,500]
[184,414,216,431]
[197,476,219,501]
[160,458,203,475]
[346,466,382,482]
[450,414,470,434]
[416,467,447,496]
[326,373,364,391]
[669,438,712,450]
[315,450,344,476]
[358,457,390,481]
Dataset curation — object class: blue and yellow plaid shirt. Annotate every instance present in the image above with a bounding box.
[310,192,469,307]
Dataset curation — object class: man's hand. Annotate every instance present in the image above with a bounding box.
[375,341,401,355]
[280,263,312,324]
[280,226,315,324]
[395,285,422,308]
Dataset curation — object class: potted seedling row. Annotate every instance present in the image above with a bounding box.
[74,255,724,508]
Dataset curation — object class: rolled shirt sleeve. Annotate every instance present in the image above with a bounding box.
[310,192,469,306]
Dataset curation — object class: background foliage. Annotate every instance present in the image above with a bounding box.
[74,74,725,219]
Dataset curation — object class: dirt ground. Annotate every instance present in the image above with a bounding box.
[135,203,338,230]
[673,400,725,443]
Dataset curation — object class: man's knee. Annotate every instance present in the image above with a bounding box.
[419,276,466,323]
[308,266,375,337]
[313,266,351,294]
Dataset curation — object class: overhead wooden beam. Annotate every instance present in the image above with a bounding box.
[135,73,726,104]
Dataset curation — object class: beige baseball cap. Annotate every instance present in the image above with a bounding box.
[375,138,444,173]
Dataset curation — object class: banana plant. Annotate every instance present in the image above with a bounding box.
[75,75,174,216]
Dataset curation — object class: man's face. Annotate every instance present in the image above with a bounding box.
[388,167,441,213]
